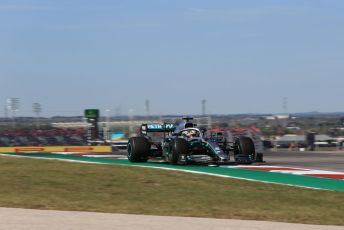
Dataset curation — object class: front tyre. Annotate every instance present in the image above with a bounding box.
[127,137,150,162]
[169,138,188,165]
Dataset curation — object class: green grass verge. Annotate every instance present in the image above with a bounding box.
[0,156,343,225]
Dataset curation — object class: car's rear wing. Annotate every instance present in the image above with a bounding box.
[141,123,175,134]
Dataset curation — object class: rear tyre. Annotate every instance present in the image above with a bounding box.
[234,136,255,163]
[169,138,188,165]
[127,137,150,162]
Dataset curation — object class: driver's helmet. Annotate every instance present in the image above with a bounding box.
[182,129,199,138]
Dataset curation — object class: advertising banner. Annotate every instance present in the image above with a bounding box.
[0,146,112,153]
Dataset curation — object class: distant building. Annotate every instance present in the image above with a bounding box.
[263,115,290,120]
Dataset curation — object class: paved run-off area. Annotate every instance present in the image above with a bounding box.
[2,152,344,191]
[0,207,343,230]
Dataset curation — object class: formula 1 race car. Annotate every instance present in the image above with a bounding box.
[127,117,263,165]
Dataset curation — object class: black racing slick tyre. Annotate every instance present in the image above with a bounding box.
[127,137,150,162]
[235,136,255,157]
[170,138,188,165]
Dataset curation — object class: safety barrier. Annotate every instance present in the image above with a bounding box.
[0,146,112,153]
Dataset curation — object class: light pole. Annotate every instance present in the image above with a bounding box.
[7,98,20,129]
[202,99,206,116]
[128,108,134,136]
[105,109,111,142]
[33,103,42,129]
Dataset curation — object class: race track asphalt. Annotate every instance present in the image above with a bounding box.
[263,150,344,172]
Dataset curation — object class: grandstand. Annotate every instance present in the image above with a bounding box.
[0,129,87,147]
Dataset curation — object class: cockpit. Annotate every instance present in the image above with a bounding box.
[181,128,201,139]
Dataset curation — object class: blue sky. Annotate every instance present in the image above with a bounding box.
[1,0,343,116]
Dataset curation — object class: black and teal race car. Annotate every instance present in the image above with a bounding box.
[127,117,262,165]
